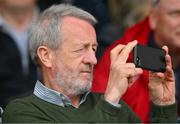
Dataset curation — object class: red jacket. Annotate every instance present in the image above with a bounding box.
[92,18,151,123]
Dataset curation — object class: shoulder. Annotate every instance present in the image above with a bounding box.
[3,95,36,113]
[2,95,46,123]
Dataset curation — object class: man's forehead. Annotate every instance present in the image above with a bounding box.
[61,16,92,26]
[61,16,96,36]
[60,16,97,45]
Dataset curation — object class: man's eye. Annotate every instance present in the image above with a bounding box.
[75,48,85,52]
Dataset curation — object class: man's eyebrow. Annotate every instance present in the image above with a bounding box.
[169,10,180,13]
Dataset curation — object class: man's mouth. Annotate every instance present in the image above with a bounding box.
[81,71,92,74]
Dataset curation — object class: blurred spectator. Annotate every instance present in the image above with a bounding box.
[0,0,3,11]
[109,0,151,31]
[0,0,39,108]
[92,0,180,122]
[96,0,151,59]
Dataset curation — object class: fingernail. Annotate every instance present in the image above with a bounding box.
[134,40,137,44]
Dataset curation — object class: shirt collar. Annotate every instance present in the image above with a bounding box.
[33,80,90,107]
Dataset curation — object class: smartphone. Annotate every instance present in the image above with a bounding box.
[133,44,166,72]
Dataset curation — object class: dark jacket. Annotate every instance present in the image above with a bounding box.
[0,30,37,108]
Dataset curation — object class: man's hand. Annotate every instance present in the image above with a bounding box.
[149,46,175,105]
[104,41,143,105]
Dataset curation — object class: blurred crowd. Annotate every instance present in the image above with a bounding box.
[0,0,179,123]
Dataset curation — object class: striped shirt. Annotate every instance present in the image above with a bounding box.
[33,80,90,107]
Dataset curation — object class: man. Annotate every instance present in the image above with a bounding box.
[2,4,177,123]
[92,0,180,122]
[0,0,38,108]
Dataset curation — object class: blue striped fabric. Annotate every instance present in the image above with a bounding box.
[33,80,90,107]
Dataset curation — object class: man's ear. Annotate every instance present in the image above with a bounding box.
[37,46,54,68]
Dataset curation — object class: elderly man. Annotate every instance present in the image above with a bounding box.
[2,4,177,123]
[92,0,180,122]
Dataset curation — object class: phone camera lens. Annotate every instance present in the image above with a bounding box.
[136,57,141,66]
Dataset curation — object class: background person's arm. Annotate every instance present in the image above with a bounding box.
[149,46,177,122]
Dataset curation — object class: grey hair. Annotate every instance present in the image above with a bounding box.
[152,0,160,7]
[29,4,97,65]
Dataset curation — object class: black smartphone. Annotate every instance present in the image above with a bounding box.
[133,44,166,72]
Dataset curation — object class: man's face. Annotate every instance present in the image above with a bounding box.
[150,0,180,51]
[52,17,97,96]
[3,0,36,13]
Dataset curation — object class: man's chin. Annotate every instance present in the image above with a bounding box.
[76,79,92,92]
[78,78,91,85]
[70,84,91,95]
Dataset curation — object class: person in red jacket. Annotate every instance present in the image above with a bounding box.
[92,0,180,122]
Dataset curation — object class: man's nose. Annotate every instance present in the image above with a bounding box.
[83,50,97,65]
